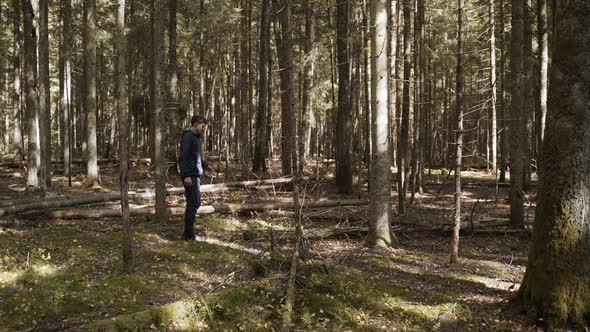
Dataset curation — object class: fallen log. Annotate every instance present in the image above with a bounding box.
[1,178,300,216]
[26,199,368,220]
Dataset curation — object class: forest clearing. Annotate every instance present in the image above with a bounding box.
[1,0,589,330]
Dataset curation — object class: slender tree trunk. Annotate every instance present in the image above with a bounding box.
[387,0,398,169]
[398,0,412,213]
[367,0,394,248]
[239,0,250,178]
[450,0,464,264]
[153,0,168,223]
[84,0,99,187]
[252,0,271,174]
[12,0,23,162]
[509,0,525,226]
[39,0,50,188]
[59,0,72,185]
[276,0,295,176]
[24,0,40,190]
[523,0,533,190]
[536,0,548,153]
[299,0,314,173]
[115,0,132,271]
[335,0,352,194]
[490,0,498,175]
[499,0,507,183]
[518,2,590,327]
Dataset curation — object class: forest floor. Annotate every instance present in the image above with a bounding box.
[0,158,537,331]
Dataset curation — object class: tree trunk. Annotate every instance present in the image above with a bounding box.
[536,0,548,153]
[509,0,525,226]
[388,0,398,169]
[85,0,99,187]
[523,0,533,190]
[39,0,50,189]
[398,0,412,213]
[450,0,464,264]
[115,0,132,271]
[239,0,250,178]
[335,0,352,195]
[276,0,295,176]
[60,0,72,186]
[12,0,23,162]
[366,0,394,248]
[299,0,314,173]
[518,2,590,327]
[23,0,40,190]
[489,0,498,175]
[153,0,168,223]
[252,0,271,174]
[499,0,507,183]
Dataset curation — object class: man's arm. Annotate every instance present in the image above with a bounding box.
[179,131,194,178]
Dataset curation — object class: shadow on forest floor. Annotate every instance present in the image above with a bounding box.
[0,164,534,331]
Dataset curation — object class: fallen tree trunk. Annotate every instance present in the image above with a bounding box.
[24,199,368,220]
[0,193,121,217]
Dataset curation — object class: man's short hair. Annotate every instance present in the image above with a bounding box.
[191,115,208,126]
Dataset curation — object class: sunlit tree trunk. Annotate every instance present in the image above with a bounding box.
[509,0,525,226]
[398,0,412,213]
[85,0,100,187]
[518,2,590,327]
[115,0,132,270]
[536,0,548,152]
[367,0,394,248]
[489,0,498,175]
[24,0,40,190]
[39,0,50,189]
[450,0,464,264]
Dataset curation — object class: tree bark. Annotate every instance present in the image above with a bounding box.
[60,0,72,186]
[239,0,250,178]
[153,0,168,223]
[398,0,412,214]
[536,0,548,152]
[366,0,394,248]
[115,0,132,271]
[509,0,525,226]
[489,0,498,175]
[523,0,533,190]
[39,0,50,189]
[499,0,507,183]
[299,0,314,173]
[252,0,271,174]
[335,0,352,195]
[275,0,295,176]
[23,0,40,190]
[12,0,23,162]
[518,2,590,327]
[450,0,464,264]
[85,0,100,187]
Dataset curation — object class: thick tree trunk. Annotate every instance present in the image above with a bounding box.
[450,0,464,264]
[115,0,132,271]
[252,0,271,174]
[85,0,99,187]
[153,0,168,223]
[12,0,23,162]
[518,2,590,327]
[509,0,525,226]
[335,0,352,195]
[398,0,412,214]
[366,0,394,248]
[23,0,40,190]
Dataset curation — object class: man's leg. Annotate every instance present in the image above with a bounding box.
[183,178,198,240]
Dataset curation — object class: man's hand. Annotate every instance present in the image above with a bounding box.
[183,177,192,188]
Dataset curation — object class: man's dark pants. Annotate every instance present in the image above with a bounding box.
[183,176,201,240]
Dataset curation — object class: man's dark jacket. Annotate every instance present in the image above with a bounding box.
[179,129,208,179]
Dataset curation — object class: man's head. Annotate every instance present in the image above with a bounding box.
[190,115,208,135]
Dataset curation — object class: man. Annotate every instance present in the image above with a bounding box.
[180,115,209,241]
